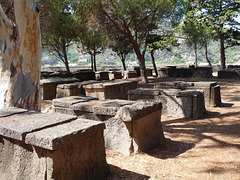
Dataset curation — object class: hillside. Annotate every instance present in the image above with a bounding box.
[42,41,240,67]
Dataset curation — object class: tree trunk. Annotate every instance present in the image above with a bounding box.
[204,40,212,66]
[220,36,226,69]
[63,45,70,73]
[150,50,158,77]
[120,54,126,71]
[139,55,148,83]
[90,53,94,71]
[130,41,148,83]
[194,42,198,68]
[93,48,97,72]
[0,0,42,111]
[125,31,148,83]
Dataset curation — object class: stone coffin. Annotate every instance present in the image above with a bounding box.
[95,71,110,81]
[218,69,240,80]
[40,77,80,100]
[108,71,122,80]
[72,70,96,81]
[83,80,138,100]
[0,107,109,180]
[123,70,138,79]
[128,88,206,119]
[53,97,165,155]
[56,80,99,98]
[146,68,153,76]
[154,81,221,107]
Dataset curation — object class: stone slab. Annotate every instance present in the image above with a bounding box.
[53,95,98,108]
[92,99,135,116]
[115,101,162,122]
[0,113,76,141]
[25,118,105,150]
[40,77,80,85]
[0,107,27,118]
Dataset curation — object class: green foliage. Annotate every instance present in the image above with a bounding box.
[39,0,81,72]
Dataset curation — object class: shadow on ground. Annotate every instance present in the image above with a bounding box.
[107,165,150,180]
[147,139,195,159]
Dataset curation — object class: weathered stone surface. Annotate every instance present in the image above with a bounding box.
[123,70,138,79]
[132,110,164,153]
[128,88,206,119]
[53,95,98,108]
[25,118,105,150]
[40,77,80,100]
[72,70,96,81]
[103,101,164,155]
[56,80,100,98]
[154,81,221,107]
[115,101,162,122]
[95,71,110,81]
[83,79,138,100]
[0,113,76,140]
[0,121,109,180]
[93,99,135,116]
[108,71,122,80]
[52,97,165,155]
[218,69,240,80]
[0,107,27,118]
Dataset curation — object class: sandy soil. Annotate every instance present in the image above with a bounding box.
[106,77,240,180]
[41,77,240,180]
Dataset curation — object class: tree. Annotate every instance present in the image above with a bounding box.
[77,14,107,72]
[108,33,133,71]
[193,0,240,69]
[39,0,80,72]
[0,0,42,110]
[181,12,205,67]
[148,35,179,76]
[72,0,184,83]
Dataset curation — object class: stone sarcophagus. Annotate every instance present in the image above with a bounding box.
[128,88,206,119]
[83,80,138,100]
[56,80,99,98]
[154,81,221,107]
[53,96,165,155]
[0,108,109,180]
[40,77,80,100]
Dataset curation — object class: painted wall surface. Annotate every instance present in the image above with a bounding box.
[0,0,42,111]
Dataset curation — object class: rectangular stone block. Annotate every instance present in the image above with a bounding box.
[0,113,76,141]
[108,71,122,80]
[154,81,222,107]
[52,97,165,155]
[128,88,206,119]
[40,77,80,100]
[0,109,109,180]
[83,80,138,100]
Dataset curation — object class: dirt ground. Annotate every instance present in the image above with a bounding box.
[42,77,240,180]
[106,77,240,180]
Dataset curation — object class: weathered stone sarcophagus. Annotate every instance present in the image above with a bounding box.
[56,80,99,98]
[83,80,138,100]
[128,88,206,119]
[154,81,221,107]
[53,96,165,155]
[40,77,80,100]
[0,108,109,180]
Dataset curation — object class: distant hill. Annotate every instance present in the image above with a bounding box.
[42,41,240,67]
